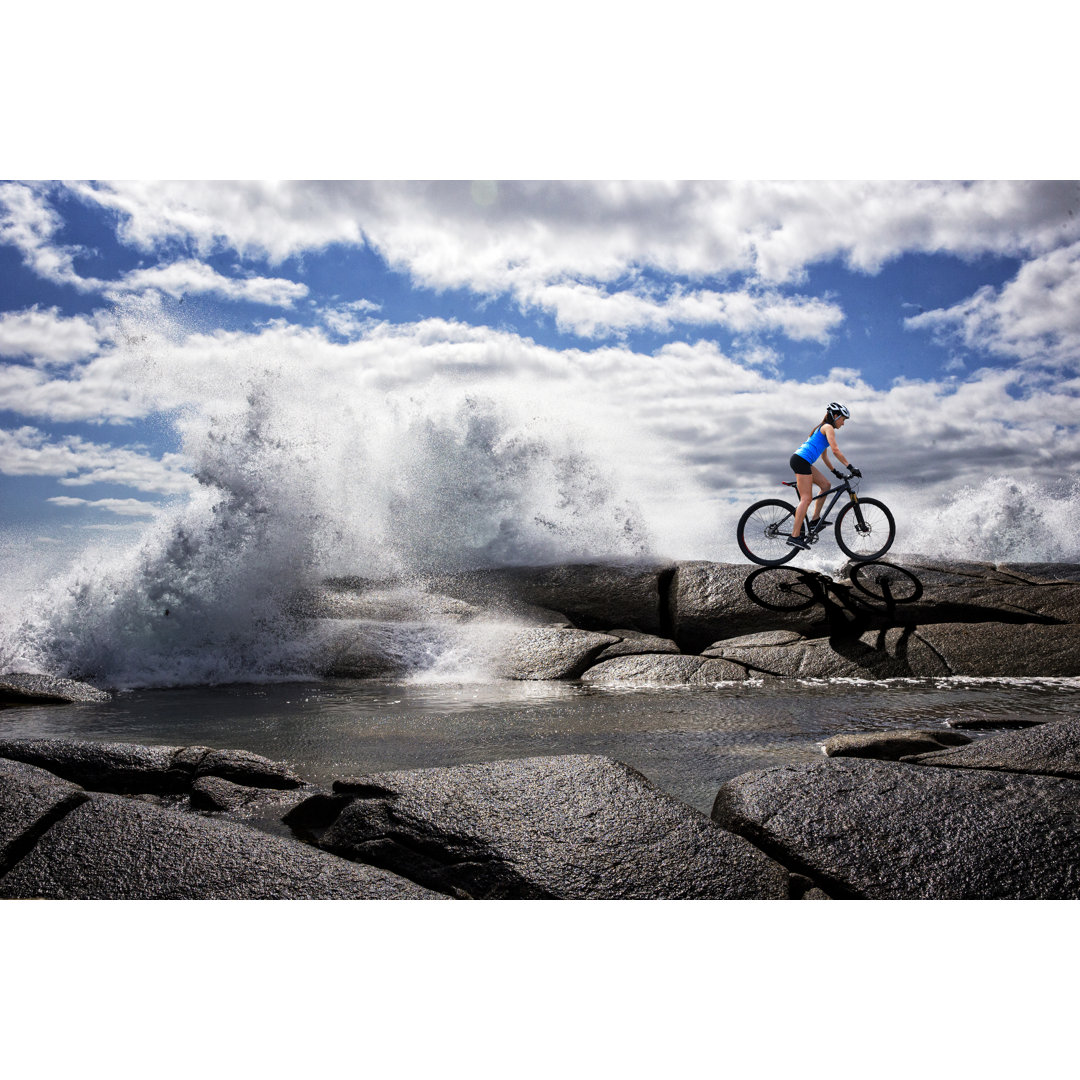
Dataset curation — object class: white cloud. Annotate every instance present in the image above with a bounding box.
[0,182,101,290]
[0,427,195,494]
[106,258,308,306]
[56,179,1080,342]
[318,298,383,337]
[906,241,1080,368]
[46,496,160,517]
[66,179,1080,282]
[0,306,104,364]
[518,281,844,341]
[0,184,306,309]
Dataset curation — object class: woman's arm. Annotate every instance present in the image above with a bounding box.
[822,423,851,468]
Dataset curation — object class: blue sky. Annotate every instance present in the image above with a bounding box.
[1,180,1079,563]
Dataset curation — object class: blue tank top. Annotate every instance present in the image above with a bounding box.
[794,425,829,464]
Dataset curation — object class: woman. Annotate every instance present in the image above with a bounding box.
[787,401,860,550]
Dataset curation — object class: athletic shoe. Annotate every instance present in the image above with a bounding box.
[786,535,810,550]
[810,517,832,530]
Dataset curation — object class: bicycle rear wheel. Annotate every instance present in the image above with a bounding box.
[737,499,799,565]
[835,497,895,561]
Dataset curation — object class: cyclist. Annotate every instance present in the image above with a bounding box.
[787,401,860,550]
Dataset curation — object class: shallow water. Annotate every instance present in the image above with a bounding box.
[3,676,1078,814]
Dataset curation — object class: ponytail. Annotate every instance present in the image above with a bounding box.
[810,412,833,437]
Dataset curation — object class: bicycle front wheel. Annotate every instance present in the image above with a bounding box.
[835,497,896,561]
[737,499,799,566]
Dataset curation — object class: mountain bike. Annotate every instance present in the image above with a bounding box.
[736,472,895,566]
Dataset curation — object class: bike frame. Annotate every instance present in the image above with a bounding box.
[782,474,865,533]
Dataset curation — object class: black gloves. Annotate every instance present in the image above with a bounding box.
[848,466,862,478]
[831,468,845,478]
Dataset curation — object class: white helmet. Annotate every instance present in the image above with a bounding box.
[827,401,850,418]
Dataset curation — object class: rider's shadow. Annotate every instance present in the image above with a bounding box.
[744,561,924,634]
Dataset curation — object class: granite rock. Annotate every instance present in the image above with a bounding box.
[904,715,1080,780]
[0,672,110,705]
[712,757,1080,899]
[821,730,972,761]
[313,754,793,899]
[0,792,441,900]
[0,738,304,794]
[495,628,619,680]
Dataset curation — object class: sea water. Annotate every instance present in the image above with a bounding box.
[3,677,1078,814]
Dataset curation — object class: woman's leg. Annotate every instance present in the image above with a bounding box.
[809,466,831,523]
[792,473,815,536]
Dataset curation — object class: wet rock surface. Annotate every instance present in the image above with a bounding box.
[316,755,793,900]
[495,628,619,680]
[429,563,673,635]
[0,793,440,900]
[903,715,1080,779]
[5,721,1080,899]
[0,738,304,794]
[822,729,972,761]
[0,759,87,873]
[0,673,110,705]
[7,559,1080,706]
[592,629,682,661]
[712,719,1080,899]
[296,556,1080,686]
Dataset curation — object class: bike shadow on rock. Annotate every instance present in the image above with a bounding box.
[743,560,1061,639]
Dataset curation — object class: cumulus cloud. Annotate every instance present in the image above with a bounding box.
[105,259,308,306]
[0,184,306,309]
[0,182,101,290]
[518,281,844,341]
[66,179,1080,280]
[46,496,160,517]
[0,306,105,365]
[0,427,195,495]
[318,298,383,337]
[56,179,1080,342]
[906,241,1080,368]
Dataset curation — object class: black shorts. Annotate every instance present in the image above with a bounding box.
[789,453,813,476]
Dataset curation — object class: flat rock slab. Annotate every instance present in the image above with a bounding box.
[593,630,681,661]
[915,622,1080,677]
[0,793,441,900]
[496,628,618,680]
[904,715,1080,780]
[0,758,87,872]
[996,563,1080,584]
[316,754,792,899]
[431,563,671,634]
[847,557,1080,625]
[712,757,1080,899]
[697,628,949,679]
[0,738,304,794]
[189,775,305,814]
[580,653,742,685]
[702,630,805,655]
[669,562,828,650]
[822,730,971,761]
[0,672,110,705]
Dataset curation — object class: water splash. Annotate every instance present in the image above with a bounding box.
[895,475,1080,563]
[4,365,676,686]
